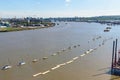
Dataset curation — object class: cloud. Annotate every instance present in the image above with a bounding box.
[65,0,71,6]
[65,0,71,3]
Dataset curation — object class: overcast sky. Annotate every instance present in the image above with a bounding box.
[0,0,120,18]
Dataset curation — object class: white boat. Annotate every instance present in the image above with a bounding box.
[51,53,57,56]
[89,49,94,52]
[18,61,26,66]
[32,59,38,62]
[43,57,48,60]
[85,51,89,54]
[1,65,12,70]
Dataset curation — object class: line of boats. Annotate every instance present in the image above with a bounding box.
[1,59,40,70]
[0,44,81,71]
[0,48,97,71]
[32,37,113,77]
[1,37,112,71]
[33,47,100,77]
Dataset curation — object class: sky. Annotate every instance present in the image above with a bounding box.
[0,0,120,18]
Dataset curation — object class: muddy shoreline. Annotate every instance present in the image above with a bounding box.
[0,23,55,32]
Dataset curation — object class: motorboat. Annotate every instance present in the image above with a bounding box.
[1,65,12,70]
[18,61,26,66]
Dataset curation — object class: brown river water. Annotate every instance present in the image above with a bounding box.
[0,22,120,80]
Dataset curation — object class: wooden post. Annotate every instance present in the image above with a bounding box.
[111,41,115,74]
[115,39,118,66]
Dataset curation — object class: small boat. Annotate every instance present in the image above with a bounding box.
[102,42,104,45]
[99,36,102,38]
[62,49,66,52]
[89,49,94,52]
[32,59,38,63]
[104,29,110,32]
[43,57,48,60]
[1,65,12,70]
[73,46,77,48]
[106,27,112,29]
[18,61,26,66]
[85,49,93,54]
[51,54,57,56]
[56,51,61,54]
[68,47,71,49]
[85,51,89,54]
[93,38,95,41]
[1,58,12,70]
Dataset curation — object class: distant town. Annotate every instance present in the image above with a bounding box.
[50,16,120,25]
[1,16,120,32]
[0,17,55,32]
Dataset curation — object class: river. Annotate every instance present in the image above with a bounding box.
[0,22,120,80]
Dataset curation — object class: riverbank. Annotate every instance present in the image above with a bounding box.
[0,23,55,32]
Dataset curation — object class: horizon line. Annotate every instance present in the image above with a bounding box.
[1,14,120,19]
